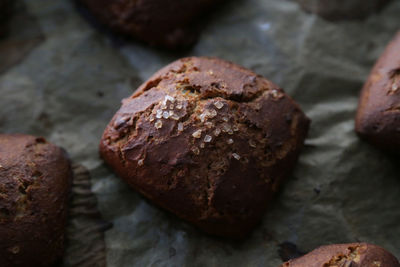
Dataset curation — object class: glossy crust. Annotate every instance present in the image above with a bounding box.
[76,0,223,49]
[281,243,400,267]
[355,32,400,152]
[100,57,310,238]
[0,134,72,267]
[295,0,392,20]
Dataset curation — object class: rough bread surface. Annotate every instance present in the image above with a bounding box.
[295,0,392,20]
[77,0,223,49]
[281,243,400,267]
[100,57,310,238]
[0,134,72,267]
[355,32,400,152]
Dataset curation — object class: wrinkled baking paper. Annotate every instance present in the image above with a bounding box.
[0,0,399,266]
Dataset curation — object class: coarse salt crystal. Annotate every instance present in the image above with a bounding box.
[204,135,212,143]
[232,153,240,160]
[222,124,231,133]
[171,114,180,120]
[214,101,224,109]
[155,120,163,129]
[200,113,207,122]
[209,109,217,118]
[177,122,184,132]
[163,111,170,119]
[165,95,175,102]
[271,89,279,98]
[214,128,221,136]
[192,129,202,138]
[138,159,144,166]
[227,138,234,144]
[205,122,214,128]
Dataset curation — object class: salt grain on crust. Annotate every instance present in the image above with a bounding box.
[165,95,175,102]
[155,120,163,129]
[171,114,180,120]
[209,109,217,118]
[271,89,280,98]
[178,122,184,132]
[163,111,170,119]
[156,110,163,119]
[392,83,399,92]
[205,122,214,128]
[192,129,202,138]
[232,153,240,160]
[204,135,212,142]
[214,101,224,109]
[222,124,231,133]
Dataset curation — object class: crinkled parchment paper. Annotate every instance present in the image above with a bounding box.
[1,0,400,266]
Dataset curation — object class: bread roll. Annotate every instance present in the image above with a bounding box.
[100,57,310,238]
[76,0,224,49]
[0,134,72,266]
[355,32,400,152]
[281,243,400,267]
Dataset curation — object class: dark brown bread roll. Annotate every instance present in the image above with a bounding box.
[0,134,72,267]
[281,243,400,267]
[355,32,400,152]
[295,0,392,20]
[100,57,310,238]
[76,0,224,49]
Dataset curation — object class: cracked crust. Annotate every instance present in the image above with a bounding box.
[295,0,392,20]
[76,0,224,49]
[0,134,72,267]
[100,57,310,238]
[281,243,400,267]
[355,32,400,152]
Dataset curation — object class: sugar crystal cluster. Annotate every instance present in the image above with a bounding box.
[150,95,186,130]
